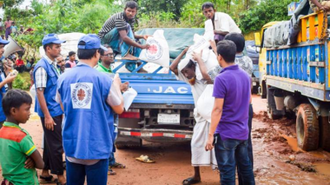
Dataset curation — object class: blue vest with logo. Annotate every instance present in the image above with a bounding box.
[57,64,114,159]
[33,57,63,118]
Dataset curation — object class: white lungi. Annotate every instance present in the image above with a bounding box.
[191,110,217,167]
[176,70,217,167]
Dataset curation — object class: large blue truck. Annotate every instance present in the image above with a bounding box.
[259,12,330,152]
[114,28,204,148]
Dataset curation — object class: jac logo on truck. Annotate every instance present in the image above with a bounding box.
[148,86,189,94]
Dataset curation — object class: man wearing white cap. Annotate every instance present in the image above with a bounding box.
[33,33,66,184]
[170,47,217,185]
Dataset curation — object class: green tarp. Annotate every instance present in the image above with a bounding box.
[136,28,204,59]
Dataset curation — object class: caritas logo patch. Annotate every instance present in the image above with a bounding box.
[146,39,163,61]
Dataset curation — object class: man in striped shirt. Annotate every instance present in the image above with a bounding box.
[98,1,150,72]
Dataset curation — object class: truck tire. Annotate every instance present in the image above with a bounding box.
[261,80,267,99]
[296,104,319,151]
[252,82,259,94]
[267,87,283,120]
[320,116,330,152]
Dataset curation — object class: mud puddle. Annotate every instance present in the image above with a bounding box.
[281,134,301,152]
[313,162,330,176]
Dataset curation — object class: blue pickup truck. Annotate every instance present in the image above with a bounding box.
[113,28,204,148]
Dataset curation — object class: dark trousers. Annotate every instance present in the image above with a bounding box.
[66,159,109,185]
[41,115,64,175]
[238,104,254,184]
[5,27,10,40]
[215,134,255,185]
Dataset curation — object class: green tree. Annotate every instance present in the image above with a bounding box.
[127,0,187,20]
[2,0,24,8]
[11,0,121,59]
[239,0,300,34]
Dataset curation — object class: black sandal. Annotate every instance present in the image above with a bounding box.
[56,182,66,185]
[182,177,201,185]
[40,175,58,184]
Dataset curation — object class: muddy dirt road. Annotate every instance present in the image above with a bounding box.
[1,95,330,185]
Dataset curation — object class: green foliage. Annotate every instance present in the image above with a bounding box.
[137,0,187,20]
[2,0,24,8]
[239,0,300,34]
[12,72,31,90]
[137,11,179,29]
[6,0,301,55]
[12,0,122,52]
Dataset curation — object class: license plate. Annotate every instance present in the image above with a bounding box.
[157,113,180,125]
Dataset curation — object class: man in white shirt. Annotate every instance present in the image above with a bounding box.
[202,2,241,43]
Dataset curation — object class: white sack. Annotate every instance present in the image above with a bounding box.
[139,30,169,68]
[196,85,214,123]
[183,20,220,81]
[123,87,138,111]
[29,84,36,100]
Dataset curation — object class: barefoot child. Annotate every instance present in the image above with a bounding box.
[0,89,44,185]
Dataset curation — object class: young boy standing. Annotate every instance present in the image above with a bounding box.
[0,89,44,185]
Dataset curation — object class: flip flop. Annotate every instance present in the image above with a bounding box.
[111,162,126,169]
[135,155,155,163]
[182,177,201,185]
[108,167,116,175]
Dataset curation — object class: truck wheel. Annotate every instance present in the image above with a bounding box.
[296,104,319,151]
[267,87,283,120]
[261,80,267,99]
[252,82,259,94]
[320,116,330,152]
[267,106,282,120]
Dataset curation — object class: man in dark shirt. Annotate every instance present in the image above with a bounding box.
[98,1,149,65]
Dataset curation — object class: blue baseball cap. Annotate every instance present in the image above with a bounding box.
[42,33,66,46]
[0,37,9,45]
[77,34,107,51]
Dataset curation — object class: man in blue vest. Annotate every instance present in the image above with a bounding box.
[0,37,17,128]
[33,33,66,184]
[56,34,124,185]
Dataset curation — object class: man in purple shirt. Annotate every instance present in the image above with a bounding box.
[205,40,255,185]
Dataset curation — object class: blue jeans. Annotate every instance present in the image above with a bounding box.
[66,158,109,185]
[214,134,255,185]
[238,104,254,184]
[109,114,118,166]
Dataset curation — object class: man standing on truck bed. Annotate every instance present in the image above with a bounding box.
[202,2,241,43]
[309,0,330,12]
[170,47,217,185]
[98,1,150,72]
